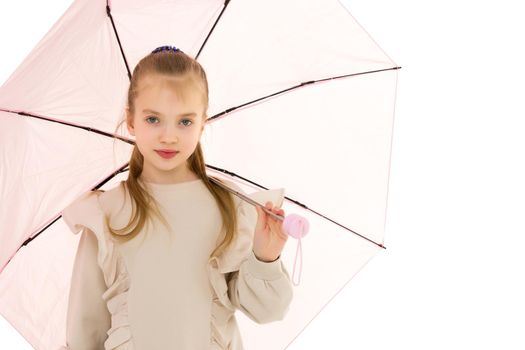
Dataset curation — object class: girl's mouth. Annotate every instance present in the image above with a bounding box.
[155,150,178,159]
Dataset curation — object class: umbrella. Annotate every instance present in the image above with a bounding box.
[0,0,400,349]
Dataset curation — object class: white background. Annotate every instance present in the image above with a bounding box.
[1,0,524,349]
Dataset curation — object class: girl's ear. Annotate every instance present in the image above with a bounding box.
[126,109,135,136]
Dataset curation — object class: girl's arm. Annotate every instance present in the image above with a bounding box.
[219,179,293,323]
[226,250,293,324]
[64,228,111,349]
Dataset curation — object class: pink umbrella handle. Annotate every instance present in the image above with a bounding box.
[258,207,309,286]
[291,237,303,286]
[283,213,309,239]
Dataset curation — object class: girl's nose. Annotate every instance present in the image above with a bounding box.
[160,125,179,143]
[161,135,178,143]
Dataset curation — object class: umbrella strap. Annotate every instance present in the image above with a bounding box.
[291,238,303,286]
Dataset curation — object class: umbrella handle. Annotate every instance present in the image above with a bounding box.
[260,206,310,239]
[209,177,310,238]
[209,178,308,285]
[282,213,309,239]
[291,238,303,286]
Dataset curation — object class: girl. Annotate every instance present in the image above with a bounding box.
[60,46,294,349]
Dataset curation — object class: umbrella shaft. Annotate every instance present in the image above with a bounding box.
[210,177,284,221]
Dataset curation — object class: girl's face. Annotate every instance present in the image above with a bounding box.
[126,74,205,184]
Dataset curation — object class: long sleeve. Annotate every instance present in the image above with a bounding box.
[213,179,294,324]
[64,227,111,349]
[226,249,294,324]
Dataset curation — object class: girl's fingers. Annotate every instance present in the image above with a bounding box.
[260,202,285,225]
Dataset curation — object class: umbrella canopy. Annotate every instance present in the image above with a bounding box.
[0,0,399,348]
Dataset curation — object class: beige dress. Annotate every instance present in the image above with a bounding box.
[59,178,293,350]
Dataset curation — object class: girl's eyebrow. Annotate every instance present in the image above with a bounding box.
[142,109,196,117]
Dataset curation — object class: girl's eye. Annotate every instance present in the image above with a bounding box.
[145,116,193,127]
[146,116,158,124]
[180,119,193,127]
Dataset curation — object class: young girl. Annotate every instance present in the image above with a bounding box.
[60,46,294,349]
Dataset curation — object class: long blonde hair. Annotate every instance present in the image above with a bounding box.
[103,49,238,261]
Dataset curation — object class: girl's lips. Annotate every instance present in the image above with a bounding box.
[155,150,178,159]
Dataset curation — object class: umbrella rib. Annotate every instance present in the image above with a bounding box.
[195,0,232,60]
[0,109,134,145]
[18,163,130,244]
[206,66,402,123]
[106,2,132,81]
[106,0,233,80]
[206,164,387,250]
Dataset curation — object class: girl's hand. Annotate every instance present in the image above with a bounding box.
[253,201,289,262]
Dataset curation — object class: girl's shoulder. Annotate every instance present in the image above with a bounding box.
[96,181,127,214]
[62,189,105,237]
[216,178,245,205]
[216,178,286,209]
[62,181,128,234]
[96,181,133,228]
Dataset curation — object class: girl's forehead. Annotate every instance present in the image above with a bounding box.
[137,74,184,94]
[136,75,202,106]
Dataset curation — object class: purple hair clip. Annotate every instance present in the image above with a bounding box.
[151,45,184,54]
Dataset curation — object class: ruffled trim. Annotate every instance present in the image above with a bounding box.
[102,246,133,349]
[62,190,134,349]
[207,257,235,348]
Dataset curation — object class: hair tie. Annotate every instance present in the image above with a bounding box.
[151,45,184,54]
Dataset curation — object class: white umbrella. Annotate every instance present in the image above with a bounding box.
[0,0,399,348]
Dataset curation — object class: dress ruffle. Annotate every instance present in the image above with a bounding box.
[61,190,135,349]
[102,246,133,349]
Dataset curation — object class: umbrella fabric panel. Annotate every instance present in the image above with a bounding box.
[202,70,398,245]
[0,213,78,349]
[0,0,129,129]
[197,0,396,124]
[0,110,132,272]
